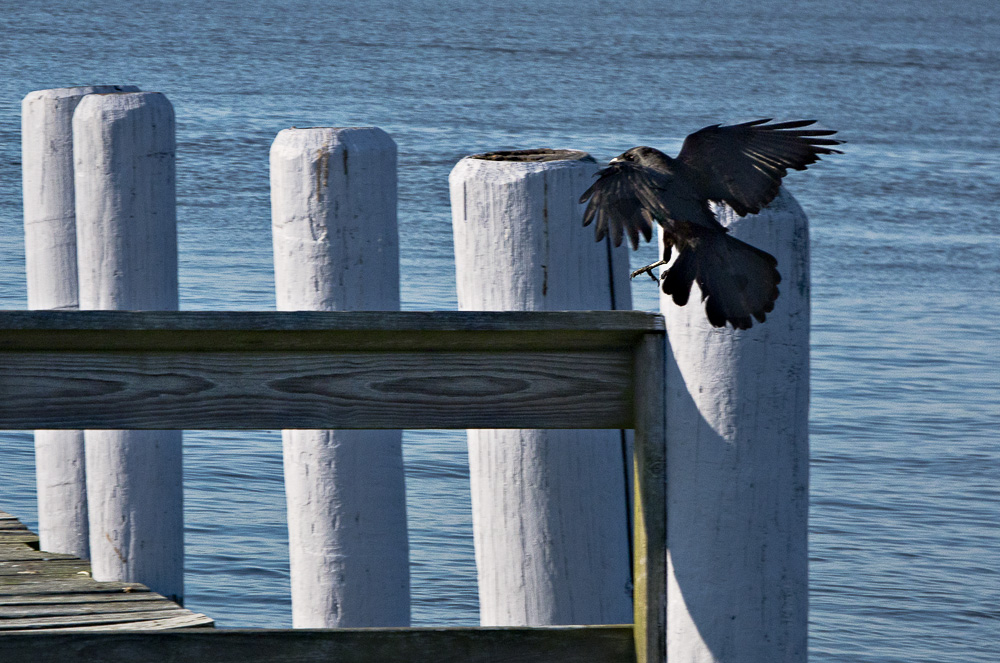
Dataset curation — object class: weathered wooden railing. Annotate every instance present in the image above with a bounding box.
[0,310,666,663]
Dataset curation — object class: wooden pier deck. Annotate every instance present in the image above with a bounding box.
[0,509,213,632]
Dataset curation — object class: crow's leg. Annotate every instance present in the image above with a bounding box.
[630,259,668,281]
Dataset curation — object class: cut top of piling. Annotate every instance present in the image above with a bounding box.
[21,85,140,105]
[471,148,594,162]
[451,148,598,188]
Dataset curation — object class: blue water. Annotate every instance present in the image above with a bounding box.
[1,0,998,659]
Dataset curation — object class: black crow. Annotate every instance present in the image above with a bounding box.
[580,119,842,329]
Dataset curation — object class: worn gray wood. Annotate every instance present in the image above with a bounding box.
[0,592,165,606]
[30,613,215,631]
[0,313,674,661]
[0,512,211,631]
[0,626,633,662]
[0,523,36,532]
[0,311,654,432]
[0,608,195,630]
[0,516,38,548]
[631,334,667,663]
[0,310,662,350]
[0,545,80,562]
[0,348,634,430]
[0,511,29,521]
[0,559,91,577]
[0,599,183,619]
[0,535,40,547]
[0,578,147,594]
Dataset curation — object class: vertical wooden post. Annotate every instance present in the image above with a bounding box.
[21,85,138,559]
[632,333,667,663]
[270,127,410,627]
[661,191,810,662]
[450,149,634,626]
[73,92,183,603]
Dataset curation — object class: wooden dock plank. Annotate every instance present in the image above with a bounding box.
[0,598,182,619]
[0,592,167,607]
[0,579,149,595]
[0,521,33,530]
[21,612,216,632]
[0,625,634,662]
[0,533,39,548]
[0,514,40,549]
[0,608,197,630]
[0,544,81,562]
[0,512,213,632]
[0,559,93,576]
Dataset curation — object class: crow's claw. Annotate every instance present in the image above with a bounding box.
[629,259,668,281]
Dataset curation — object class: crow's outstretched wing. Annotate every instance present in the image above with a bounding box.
[580,161,706,250]
[677,119,842,216]
[580,161,665,250]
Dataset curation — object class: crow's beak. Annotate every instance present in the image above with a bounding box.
[609,156,623,164]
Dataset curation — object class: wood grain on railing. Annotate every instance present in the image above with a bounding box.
[0,311,660,430]
[0,311,666,663]
[0,625,634,663]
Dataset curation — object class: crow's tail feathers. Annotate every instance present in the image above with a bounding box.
[661,232,781,330]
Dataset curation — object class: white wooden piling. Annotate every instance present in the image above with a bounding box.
[32,430,87,558]
[270,127,410,627]
[22,85,138,559]
[660,190,810,663]
[73,92,183,603]
[450,150,634,626]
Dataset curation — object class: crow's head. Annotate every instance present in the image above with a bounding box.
[610,146,672,170]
